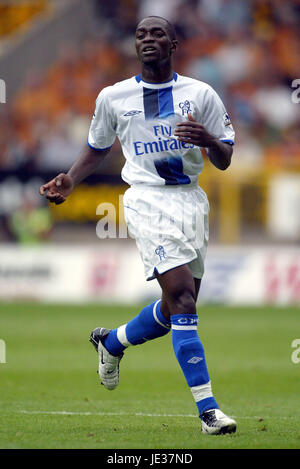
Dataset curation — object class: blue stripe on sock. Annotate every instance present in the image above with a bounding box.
[155,300,171,328]
[103,329,126,357]
[198,397,219,417]
[126,301,170,344]
[104,301,171,355]
[171,314,198,327]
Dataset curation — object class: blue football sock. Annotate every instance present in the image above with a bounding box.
[103,300,170,356]
[171,314,219,416]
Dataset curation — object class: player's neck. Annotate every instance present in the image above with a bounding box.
[141,63,174,84]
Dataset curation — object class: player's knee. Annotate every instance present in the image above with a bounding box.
[168,289,196,316]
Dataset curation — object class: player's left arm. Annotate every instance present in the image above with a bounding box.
[174,114,233,170]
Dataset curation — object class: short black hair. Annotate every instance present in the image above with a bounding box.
[137,16,177,42]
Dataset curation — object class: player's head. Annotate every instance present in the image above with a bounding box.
[135,16,178,65]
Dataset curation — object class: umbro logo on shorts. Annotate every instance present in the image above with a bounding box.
[124,110,143,117]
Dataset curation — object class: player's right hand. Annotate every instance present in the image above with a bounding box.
[39,173,74,205]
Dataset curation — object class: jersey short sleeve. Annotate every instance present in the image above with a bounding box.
[202,86,235,145]
[88,87,116,150]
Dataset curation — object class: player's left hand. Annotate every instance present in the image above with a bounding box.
[174,114,217,147]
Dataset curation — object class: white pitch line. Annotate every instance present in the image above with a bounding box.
[18,410,276,420]
[20,410,198,418]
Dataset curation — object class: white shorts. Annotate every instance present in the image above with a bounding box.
[123,183,209,281]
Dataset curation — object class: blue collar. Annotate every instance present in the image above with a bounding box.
[135,72,178,84]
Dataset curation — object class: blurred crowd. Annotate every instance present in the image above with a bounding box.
[0,0,48,37]
[0,0,300,174]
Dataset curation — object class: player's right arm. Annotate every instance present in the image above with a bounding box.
[40,86,115,205]
[39,144,110,205]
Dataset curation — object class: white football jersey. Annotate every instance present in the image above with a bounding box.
[88,73,235,186]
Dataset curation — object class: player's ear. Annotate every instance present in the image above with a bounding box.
[171,39,178,53]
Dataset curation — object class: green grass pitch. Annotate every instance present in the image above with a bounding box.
[0,302,299,449]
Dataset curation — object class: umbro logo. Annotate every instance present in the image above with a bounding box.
[187,356,203,364]
[124,110,143,117]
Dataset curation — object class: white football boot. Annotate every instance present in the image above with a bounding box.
[89,327,123,390]
[201,409,237,435]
